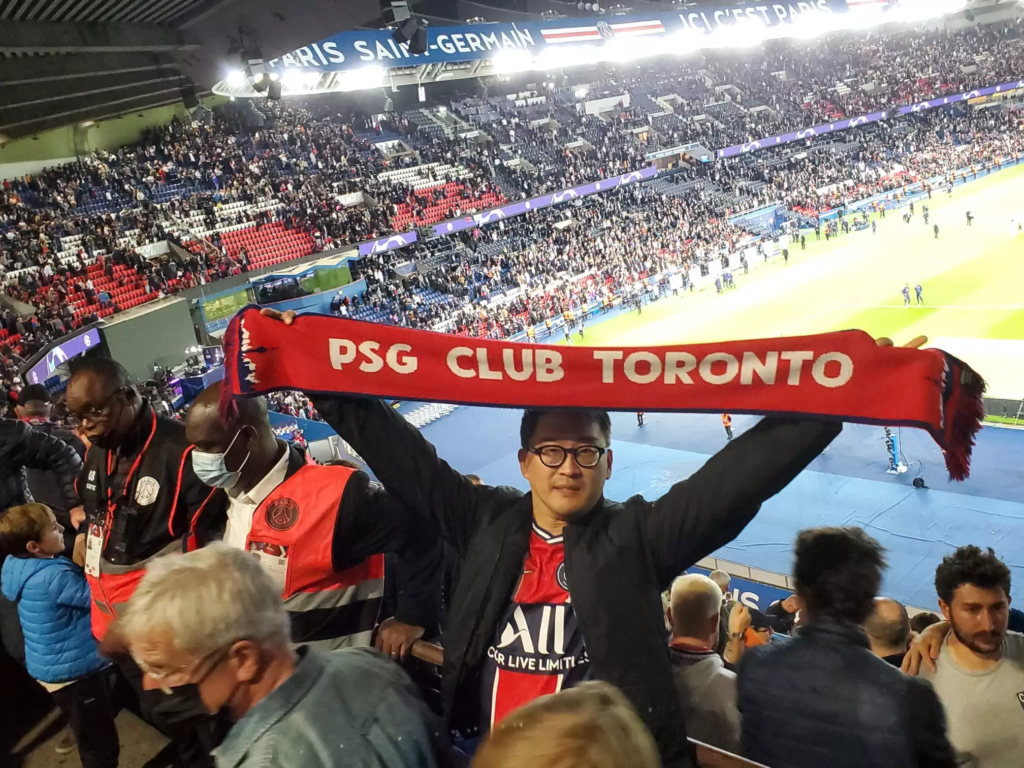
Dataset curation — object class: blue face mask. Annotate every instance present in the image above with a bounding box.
[192,428,250,490]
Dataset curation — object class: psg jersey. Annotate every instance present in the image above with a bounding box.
[480,523,590,730]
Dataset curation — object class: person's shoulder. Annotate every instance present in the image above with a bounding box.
[1003,631,1024,661]
[154,412,187,440]
[322,647,407,685]
[738,636,787,676]
[40,556,84,588]
[0,418,31,439]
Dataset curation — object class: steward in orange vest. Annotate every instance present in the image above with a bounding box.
[184,383,441,651]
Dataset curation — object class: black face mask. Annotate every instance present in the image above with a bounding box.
[142,683,210,726]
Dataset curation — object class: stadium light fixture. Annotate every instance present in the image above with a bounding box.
[601,36,645,62]
[337,65,385,92]
[890,0,969,23]
[281,69,305,90]
[534,43,596,71]
[666,27,706,55]
[226,69,246,88]
[269,72,280,82]
[492,48,533,74]
[713,16,768,49]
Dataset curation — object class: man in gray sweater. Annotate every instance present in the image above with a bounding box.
[667,573,741,755]
[919,545,1024,768]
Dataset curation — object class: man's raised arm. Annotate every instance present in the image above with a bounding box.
[258,308,506,553]
[642,417,841,587]
[312,394,518,557]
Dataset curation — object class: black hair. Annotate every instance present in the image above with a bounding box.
[519,409,612,450]
[794,527,886,625]
[909,612,942,634]
[17,384,50,406]
[935,545,1011,606]
[69,356,131,390]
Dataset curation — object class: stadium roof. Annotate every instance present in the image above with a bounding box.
[211,0,990,99]
[0,0,999,139]
[0,0,386,139]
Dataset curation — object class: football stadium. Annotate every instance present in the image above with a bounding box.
[2,0,1024,766]
[583,165,1024,391]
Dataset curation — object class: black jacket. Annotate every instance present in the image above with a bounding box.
[0,418,81,514]
[20,417,86,531]
[738,621,957,768]
[314,395,840,768]
[79,402,225,565]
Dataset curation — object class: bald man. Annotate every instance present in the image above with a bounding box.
[667,574,741,754]
[864,597,911,668]
[184,383,440,655]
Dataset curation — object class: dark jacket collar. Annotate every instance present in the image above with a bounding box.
[798,620,872,650]
[281,442,307,481]
[116,400,155,459]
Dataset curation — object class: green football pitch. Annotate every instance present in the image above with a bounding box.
[578,164,1024,399]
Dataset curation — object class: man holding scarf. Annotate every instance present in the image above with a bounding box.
[253,310,932,767]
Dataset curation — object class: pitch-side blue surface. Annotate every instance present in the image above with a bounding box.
[422,408,1024,610]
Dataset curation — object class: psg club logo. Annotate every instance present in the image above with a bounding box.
[266,498,300,531]
[597,21,615,40]
[556,562,569,592]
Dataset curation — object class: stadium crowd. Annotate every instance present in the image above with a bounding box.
[338,104,1024,341]
[3,20,1024,354]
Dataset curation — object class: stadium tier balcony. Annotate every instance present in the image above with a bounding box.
[391,180,506,228]
[38,261,160,321]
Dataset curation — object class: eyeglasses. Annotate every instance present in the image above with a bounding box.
[68,388,124,427]
[529,445,606,469]
[135,645,231,690]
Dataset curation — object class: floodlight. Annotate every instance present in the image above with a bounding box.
[281,71,299,90]
[492,49,533,74]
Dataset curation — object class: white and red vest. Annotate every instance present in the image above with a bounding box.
[241,464,385,650]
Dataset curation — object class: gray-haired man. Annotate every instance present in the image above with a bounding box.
[119,543,439,768]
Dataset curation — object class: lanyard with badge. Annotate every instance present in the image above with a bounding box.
[84,412,156,579]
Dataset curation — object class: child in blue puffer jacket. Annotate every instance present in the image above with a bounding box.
[1,503,119,768]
